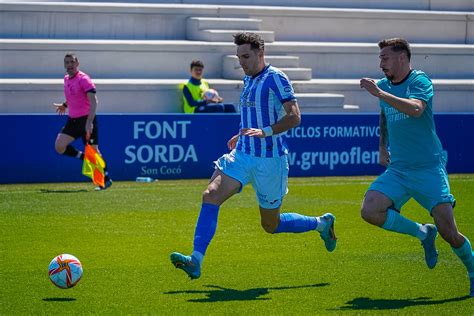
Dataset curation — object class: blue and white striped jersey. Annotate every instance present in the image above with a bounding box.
[236,65,296,157]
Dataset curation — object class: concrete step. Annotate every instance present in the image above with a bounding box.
[223,55,300,69]
[188,29,274,42]
[223,55,308,80]
[343,104,361,112]
[5,0,473,12]
[296,93,346,113]
[186,16,273,43]
[2,40,472,80]
[279,68,313,81]
[187,17,262,31]
[224,66,312,80]
[291,79,474,112]
[2,78,470,114]
[2,3,471,43]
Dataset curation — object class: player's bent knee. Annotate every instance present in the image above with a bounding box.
[360,205,386,226]
[360,194,387,225]
[360,206,374,222]
[54,142,66,154]
[202,187,219,204]
[202,189,212,201]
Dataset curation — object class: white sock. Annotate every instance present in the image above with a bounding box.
[315,217,327,232]
[191,251,204,265]
[416,224,428,241]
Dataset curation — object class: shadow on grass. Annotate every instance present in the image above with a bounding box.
[338,295,471,310]
[40,189,88,194]
[42,298,76,302]
[165,283,329,302]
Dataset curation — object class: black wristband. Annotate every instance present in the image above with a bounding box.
[62,102,68,108]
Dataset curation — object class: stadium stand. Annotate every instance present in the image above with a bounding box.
[5,0,474,11]
[0,0,472,113]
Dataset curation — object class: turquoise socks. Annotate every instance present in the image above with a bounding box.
[452,237,474,275]
[382,208,426,240]
[274,213,318,233]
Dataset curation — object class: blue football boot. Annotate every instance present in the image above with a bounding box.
[170,252,201,280]
[319,213,337,252]
[421,224,438,269]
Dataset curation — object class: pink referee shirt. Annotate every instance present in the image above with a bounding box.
[64,71,96,118]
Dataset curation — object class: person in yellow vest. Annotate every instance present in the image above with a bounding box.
[182,60,236,113]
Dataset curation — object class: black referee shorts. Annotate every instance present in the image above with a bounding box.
[60,115,99,145]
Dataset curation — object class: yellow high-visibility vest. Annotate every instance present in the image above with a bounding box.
[182,79,209,113]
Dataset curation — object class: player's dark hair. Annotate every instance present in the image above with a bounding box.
[190,60,204,69]
[64,52,78,62]
[233,32,264,51]
[378,38,411,61]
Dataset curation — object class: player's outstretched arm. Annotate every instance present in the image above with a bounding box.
[360,78,426,117]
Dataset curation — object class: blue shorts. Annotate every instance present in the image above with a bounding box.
[214,149,289,209]
[369,163,455,213]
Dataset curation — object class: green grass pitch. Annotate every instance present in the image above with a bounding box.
[1,175,473,314]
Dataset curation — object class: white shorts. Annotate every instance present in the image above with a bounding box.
[214,149,289,209]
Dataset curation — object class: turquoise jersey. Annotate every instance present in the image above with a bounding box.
[377,70,445,170]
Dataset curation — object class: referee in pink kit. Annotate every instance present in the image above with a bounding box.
[53,52,112,190]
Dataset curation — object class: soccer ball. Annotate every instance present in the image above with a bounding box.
[203,88,219,101]
[48,254,83,289]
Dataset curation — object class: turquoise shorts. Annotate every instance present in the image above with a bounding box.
[214,149,289,209]
[369,163,455,213]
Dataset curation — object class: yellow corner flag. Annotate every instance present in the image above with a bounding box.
[82,144,106,187]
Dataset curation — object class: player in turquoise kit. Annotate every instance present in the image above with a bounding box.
[170,32,337,280]
[360,38,473,296]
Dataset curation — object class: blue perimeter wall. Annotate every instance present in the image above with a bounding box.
[2,113,473,184]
